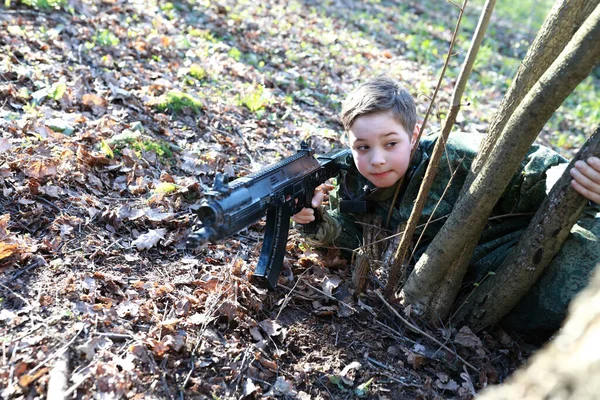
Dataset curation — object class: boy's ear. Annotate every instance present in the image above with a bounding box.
[411,124,420,148]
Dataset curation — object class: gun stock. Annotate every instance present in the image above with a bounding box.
[187,142,351,289]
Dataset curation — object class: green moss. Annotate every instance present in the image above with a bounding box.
[188,64,207,80]
[153,91,203,114]
[106,131,174,161]
[239,84,270,113]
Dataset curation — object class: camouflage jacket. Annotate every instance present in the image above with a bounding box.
[298,133,600,333]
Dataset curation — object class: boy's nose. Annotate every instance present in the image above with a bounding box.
[370,151,386,166]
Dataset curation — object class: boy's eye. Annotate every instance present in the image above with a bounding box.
[386,141,398,148]
[356,145,369,151]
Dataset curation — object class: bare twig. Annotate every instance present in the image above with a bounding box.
[375,290,478,373]
[386,0,468,227]
[275,266,313,320]
[304,282,358,314]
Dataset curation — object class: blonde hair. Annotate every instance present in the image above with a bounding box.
[340,76,416,135]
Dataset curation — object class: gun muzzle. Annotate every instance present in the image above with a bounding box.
[186,227,216,249]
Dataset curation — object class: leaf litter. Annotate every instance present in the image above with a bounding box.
[0,0,571,399]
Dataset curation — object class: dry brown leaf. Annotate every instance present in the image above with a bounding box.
[255,352,278,371]
[407,352,426,370]
[82,93,107,107]
[455,326,483,349]
[147,338,170,357]
[24,160,58,180]
[0,242,20,261]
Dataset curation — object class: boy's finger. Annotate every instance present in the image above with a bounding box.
[585,157,600,180]
[312,191,325,208]
[571,180,600,204]
[571,161,600,187]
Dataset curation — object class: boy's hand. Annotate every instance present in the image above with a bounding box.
[291,184,334,224]
[570,156,600,204]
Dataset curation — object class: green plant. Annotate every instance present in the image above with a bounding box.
[153,91,203,114]
[18,0,66,9]
[228,47,242,61]
[188,64,207,80]
[154,182,178,194]
[239,84,269,113]
[106,131,174,161]
[94,29,120,47]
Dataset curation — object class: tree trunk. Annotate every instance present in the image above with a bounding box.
[467,0,599,181]
[456,126,600,331]
[477,263,600,400]
[384,0,496,297]
[400,6,600,322]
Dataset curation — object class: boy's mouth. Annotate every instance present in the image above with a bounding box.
[371,171,392,177]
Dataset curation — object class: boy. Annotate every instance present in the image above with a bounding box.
[292,76,600,334]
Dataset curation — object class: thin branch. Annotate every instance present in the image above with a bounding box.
[375,290,478,374]
[386,0,468,227]
[386,0,497,298]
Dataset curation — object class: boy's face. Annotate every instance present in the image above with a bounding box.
[347,110,418,188]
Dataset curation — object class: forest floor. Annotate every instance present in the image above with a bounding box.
[1,0,598,399]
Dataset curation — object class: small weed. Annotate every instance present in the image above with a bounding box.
[94,29,120,47]
[107,131,174,162]
[154,182,178,194]
[239,84,270,113]
[188,64,207,80]
[17,0,65,9]
[135,140,173,159]
[153,91,203,114]
[228,47,242,61]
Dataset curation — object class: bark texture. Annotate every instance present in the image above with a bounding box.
[400,6,600,321]
[457,126,600,331]
[477,263,600,400]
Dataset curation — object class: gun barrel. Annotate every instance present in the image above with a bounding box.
[186,226,215,248]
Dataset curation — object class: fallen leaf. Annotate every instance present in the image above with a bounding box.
[0,138,12,153]
[0,242,19,261]
[455,326,483,349]
[258,319,283,337]
[339,361,361,385]
[436,379,459,391]
[18,367,49,388]
[407,352,426,369]
[131,229,167,251]
[242,378,258,397]
[321,275,341,297]
[24,160,58,180]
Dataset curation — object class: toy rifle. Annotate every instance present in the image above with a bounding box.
[186,142,351,289]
